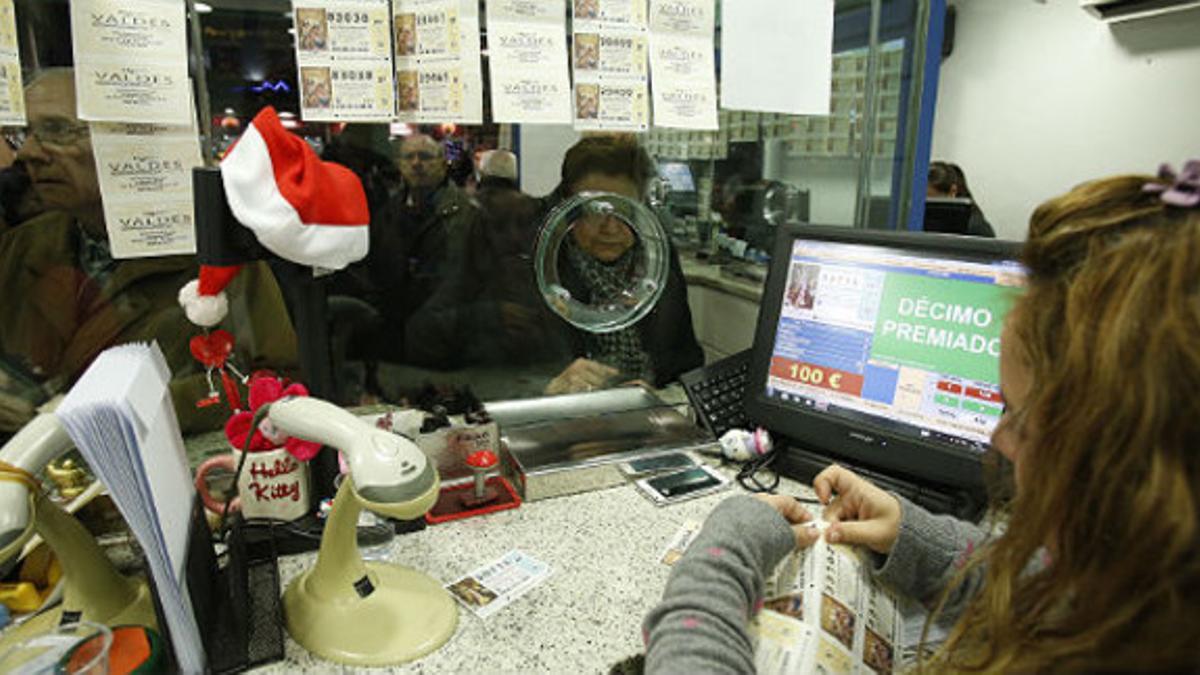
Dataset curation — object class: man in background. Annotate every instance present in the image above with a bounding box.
[404,148,551,370]
[477,150,519,193]
[0,69,297,436]
[343,133,477,364]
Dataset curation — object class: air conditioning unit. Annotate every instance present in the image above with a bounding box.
[1081,0,1200,22]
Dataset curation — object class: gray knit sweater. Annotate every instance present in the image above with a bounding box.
[642,494,988,674]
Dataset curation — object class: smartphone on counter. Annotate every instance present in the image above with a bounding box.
[635,465,730,506]
[618,452,698,478]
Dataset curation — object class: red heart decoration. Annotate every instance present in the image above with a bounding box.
[189,329,235,369]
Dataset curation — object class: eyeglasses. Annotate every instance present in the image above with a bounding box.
[400,151,439,162]
[1,129,22,152]
[2,118,91,151]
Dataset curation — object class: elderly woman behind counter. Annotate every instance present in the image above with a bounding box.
[401,136,702,397]
[543,136,703,395]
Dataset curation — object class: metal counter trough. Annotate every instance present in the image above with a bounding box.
[487,388,717,501]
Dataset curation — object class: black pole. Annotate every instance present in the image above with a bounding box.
[193,167,340,506]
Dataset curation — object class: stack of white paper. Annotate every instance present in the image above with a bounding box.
[56,343,205,674]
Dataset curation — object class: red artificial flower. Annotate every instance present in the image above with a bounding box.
[223,373,323,461]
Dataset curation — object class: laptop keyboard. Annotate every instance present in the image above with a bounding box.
[679,350,752,438]
[680,350,983,520]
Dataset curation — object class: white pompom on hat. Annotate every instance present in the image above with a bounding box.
[178,265,240,328]
[179,106,370,327]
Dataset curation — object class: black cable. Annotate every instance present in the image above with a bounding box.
[735,447,781,493]
[215,404,273,544]
[241,517,325,541]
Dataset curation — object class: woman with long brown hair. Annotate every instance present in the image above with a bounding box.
[642,162,1200,673]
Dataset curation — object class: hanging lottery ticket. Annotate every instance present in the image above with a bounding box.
[571,0,650,132]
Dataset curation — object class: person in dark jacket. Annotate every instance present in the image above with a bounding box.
[332,133,478,364]
[542,135,703,394]
[405,137,703,394]
[404,149,554,370]
[928,161,996,237]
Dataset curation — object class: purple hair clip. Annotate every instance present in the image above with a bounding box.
[1144,160,1200,208]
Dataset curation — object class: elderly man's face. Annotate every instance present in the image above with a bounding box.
[15,74,101,215]
[398,135,447,189]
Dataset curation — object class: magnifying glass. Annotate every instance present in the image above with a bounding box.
[534,191,670,334]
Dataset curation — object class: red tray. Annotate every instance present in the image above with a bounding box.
[425,476,522,524]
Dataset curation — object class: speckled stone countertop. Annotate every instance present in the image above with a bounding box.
[247,463,816,674]
[182,387,729,673]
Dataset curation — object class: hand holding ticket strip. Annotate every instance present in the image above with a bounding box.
[661,507,906,673]
[662,515,830,566]
[755,526,904,675]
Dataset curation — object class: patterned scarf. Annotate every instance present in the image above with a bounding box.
[566,238,653,382]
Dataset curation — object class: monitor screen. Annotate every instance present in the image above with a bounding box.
[746,226,1025,490]
[658,162,696,192]
[923,197,974,234]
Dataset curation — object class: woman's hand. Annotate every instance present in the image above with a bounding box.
[754,494,821,549]
[813,465,902,554]
[544,358,619,395]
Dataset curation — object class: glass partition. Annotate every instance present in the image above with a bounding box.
[0,0,938,437]
[646,0,936,257]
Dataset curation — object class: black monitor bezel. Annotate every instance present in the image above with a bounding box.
[745,224,1023,492]
[923,197,974,235]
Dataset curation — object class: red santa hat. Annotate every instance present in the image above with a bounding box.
[178,107,370,327]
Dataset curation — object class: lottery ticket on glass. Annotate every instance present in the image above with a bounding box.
[571,0,646,31]
[394,0,482,123]
[446,550,552,619]
[393,0,460,66]
[572,0,649,130]
[295,0,391,59]
[0,0,23,125]
[573,29,648,80]
[0,0,15,56]
[648,0,717,129]
[90,97,202,258]
[659,519,702,566]
[293,0,394,122]
[573,80,649,131]
[396,63,466,119]
[299,62,395,122]
[70,0,190,124]
[486,0,573,124]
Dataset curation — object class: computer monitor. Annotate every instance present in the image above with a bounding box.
[658,162,696,193]
[744,225,1025,493]
[924,197,974,234]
